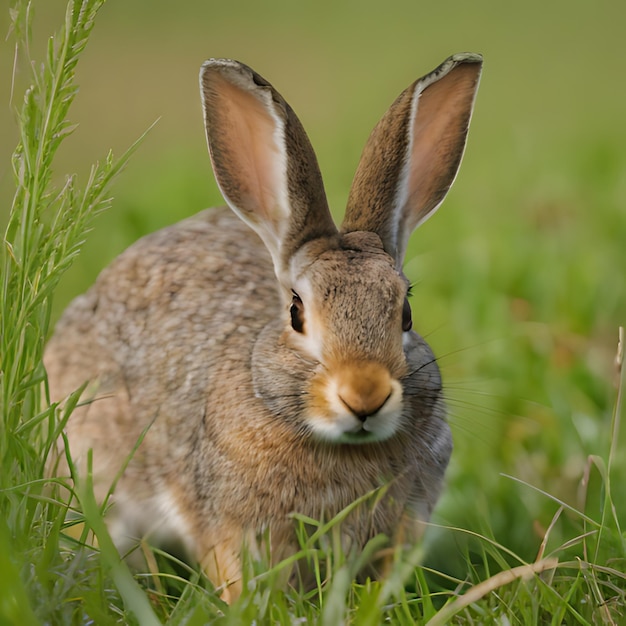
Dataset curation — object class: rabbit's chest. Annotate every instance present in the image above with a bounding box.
[231,443,411,530]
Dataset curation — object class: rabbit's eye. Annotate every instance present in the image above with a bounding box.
[290,291,305,333]
[402,297,412,332]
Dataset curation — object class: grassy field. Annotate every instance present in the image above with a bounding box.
[1,0,625,623]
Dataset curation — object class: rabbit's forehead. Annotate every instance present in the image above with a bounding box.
[292,249,407,367]
[295,247,407,309]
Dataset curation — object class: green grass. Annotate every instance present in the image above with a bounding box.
[1,0,625,623]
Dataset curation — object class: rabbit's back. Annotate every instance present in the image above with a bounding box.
[45,207,276,500]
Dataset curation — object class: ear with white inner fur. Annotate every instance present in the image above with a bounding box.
[200,59,337,279]
[342,53,482,268]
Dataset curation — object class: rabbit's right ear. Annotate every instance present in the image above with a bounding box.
[342,54,482,269]
[200,60,337,278]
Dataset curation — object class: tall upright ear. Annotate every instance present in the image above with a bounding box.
[200,59,337,277]
[342,53,482,268]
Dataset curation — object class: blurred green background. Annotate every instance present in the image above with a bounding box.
[1,0,625,580]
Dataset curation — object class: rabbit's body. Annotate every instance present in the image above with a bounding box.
[46,207,448,583]
[46,54,482,600]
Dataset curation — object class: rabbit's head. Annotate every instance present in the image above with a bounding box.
[200,55,481,444]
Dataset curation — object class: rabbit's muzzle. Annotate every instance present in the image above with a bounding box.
[335,360,392,419]
[307,359,405,443]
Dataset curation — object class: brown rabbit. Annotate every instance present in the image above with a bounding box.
[45,53,482,601]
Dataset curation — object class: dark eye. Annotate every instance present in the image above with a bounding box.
[290,291,305,333]
[402,297,412,332]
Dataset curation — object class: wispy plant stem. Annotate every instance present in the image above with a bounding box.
[1,2,147,621]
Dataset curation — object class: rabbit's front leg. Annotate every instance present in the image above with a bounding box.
[199,527,245,602]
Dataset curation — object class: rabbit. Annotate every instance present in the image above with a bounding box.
[45,53,482,602]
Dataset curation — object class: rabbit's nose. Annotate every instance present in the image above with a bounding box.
[336,361,392,419]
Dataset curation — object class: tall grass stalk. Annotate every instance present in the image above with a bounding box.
[1,0,147,622]
[2,0,117,480]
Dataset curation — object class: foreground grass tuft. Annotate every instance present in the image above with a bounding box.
[1,1,625,624]
[1,0,149,622]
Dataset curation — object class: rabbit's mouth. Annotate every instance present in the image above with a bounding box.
[311,407,402,444]
[336,427,384,445]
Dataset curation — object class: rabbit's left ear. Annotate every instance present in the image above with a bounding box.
[200,59,337,278]
[342,53,482,268]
